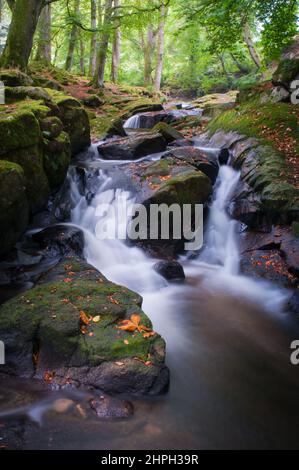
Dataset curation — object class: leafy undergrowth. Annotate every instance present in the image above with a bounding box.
[208,101,299,188]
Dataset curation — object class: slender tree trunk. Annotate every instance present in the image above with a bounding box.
[219,53,231,85]
[35,4,51,63]
[65,0,80,71]
[0,0,3,23]
[242,22,262,68]
[143,25,156,86]
[94,0,113,88]
[110,0,121,83]
[154,3,166,92]
[89,0,97,76]
[230,53,249,74]
[80,35,85,74]
[0,0,48,70]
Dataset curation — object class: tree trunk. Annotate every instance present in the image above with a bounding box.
[110,0,121,83]
[242,22,262,68]
[0,0,3,23]
[154,3,166,92]
[80,35,85,75]
[230,53,249,74]
[0,0,47,70]
[35,4,51,63]
[143,25,156,87]
[65,0,80,71]
[89,0,97,76]
[219,53,231,85]
[94,0,113,88]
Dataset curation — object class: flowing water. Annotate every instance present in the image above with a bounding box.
[1,140,299,450]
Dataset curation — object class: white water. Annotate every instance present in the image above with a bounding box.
[69,150,288,314]
[123,114,141,129]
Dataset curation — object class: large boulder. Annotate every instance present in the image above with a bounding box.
[152,122,184,143]
[0,257,169,395]
[0,70,33,87]
[0,110,50,212]
[192,92,237,118]
[50,93,91,155]
[165,146,219,184]
[0,161,29,256]
[43,131,71,189]
[121,100,164,120]
[32,225,84,259]
[125,157,212,255]
[273,35,299,91]
[98,133,167,160]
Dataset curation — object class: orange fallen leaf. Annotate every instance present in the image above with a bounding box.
[118,314,152,333]
[80,310,91,325]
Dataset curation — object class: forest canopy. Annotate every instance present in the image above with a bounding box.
[0,0,298,96]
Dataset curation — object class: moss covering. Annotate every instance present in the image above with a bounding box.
[43,131,71,189]
[273,58,299,88]
[0,257,165,372]
[152,122,183,143]
[0,160,29,255]
[0,109,41,154]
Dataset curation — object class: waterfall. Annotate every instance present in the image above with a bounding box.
[123,114,141,129]
[67,148,287,313]
[199,165,240,274]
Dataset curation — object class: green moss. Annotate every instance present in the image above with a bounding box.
[43,131,71,189]
[0,160,29,255]
[273,58,299,86]
[0,109,41,155]
[0,257,160,365]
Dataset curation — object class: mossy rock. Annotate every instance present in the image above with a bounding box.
[49,92,91,154]
[0,257,169,394]
[273,58,299,89]
[0,109,41,155]
[1,144,50,213]
[152,122,183,143]
[82,94,104,108]
[0,160,29,255]
[43,131,71,189]
[40,116,63,140]
[121,100,164,120]
[5,86,51,104]
[0,69,33,87]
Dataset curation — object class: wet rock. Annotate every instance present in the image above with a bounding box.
[165,146,219,184]
[32,225,84,258]
[218,148,230,165]
[106,117,127,138]
[152,122,184,143]
[0,161,29,256]
[0,257,169,396]
[288,291,299,314]
[272,36,299,90]
[126,156,212,255]
[240,249,297,287]
[192,91,237,118]
[154,261,185,281]
[98,133,167,160]
[240,226,299,286]
[43,132,71,189]
[168,138,194,148]
[121,101,164,120]
[90,396,134,420]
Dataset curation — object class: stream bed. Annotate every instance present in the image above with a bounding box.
[0,135,299,450]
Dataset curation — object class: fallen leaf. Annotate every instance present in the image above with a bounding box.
[115,361,125,366]
[92,315,101,323]
[80,310,91,325]
[124,339,129,345]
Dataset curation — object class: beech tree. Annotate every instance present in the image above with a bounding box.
[0,0,58,70]
[65,0,80,71]
[94,0,113,87]
[35,3,52,63]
